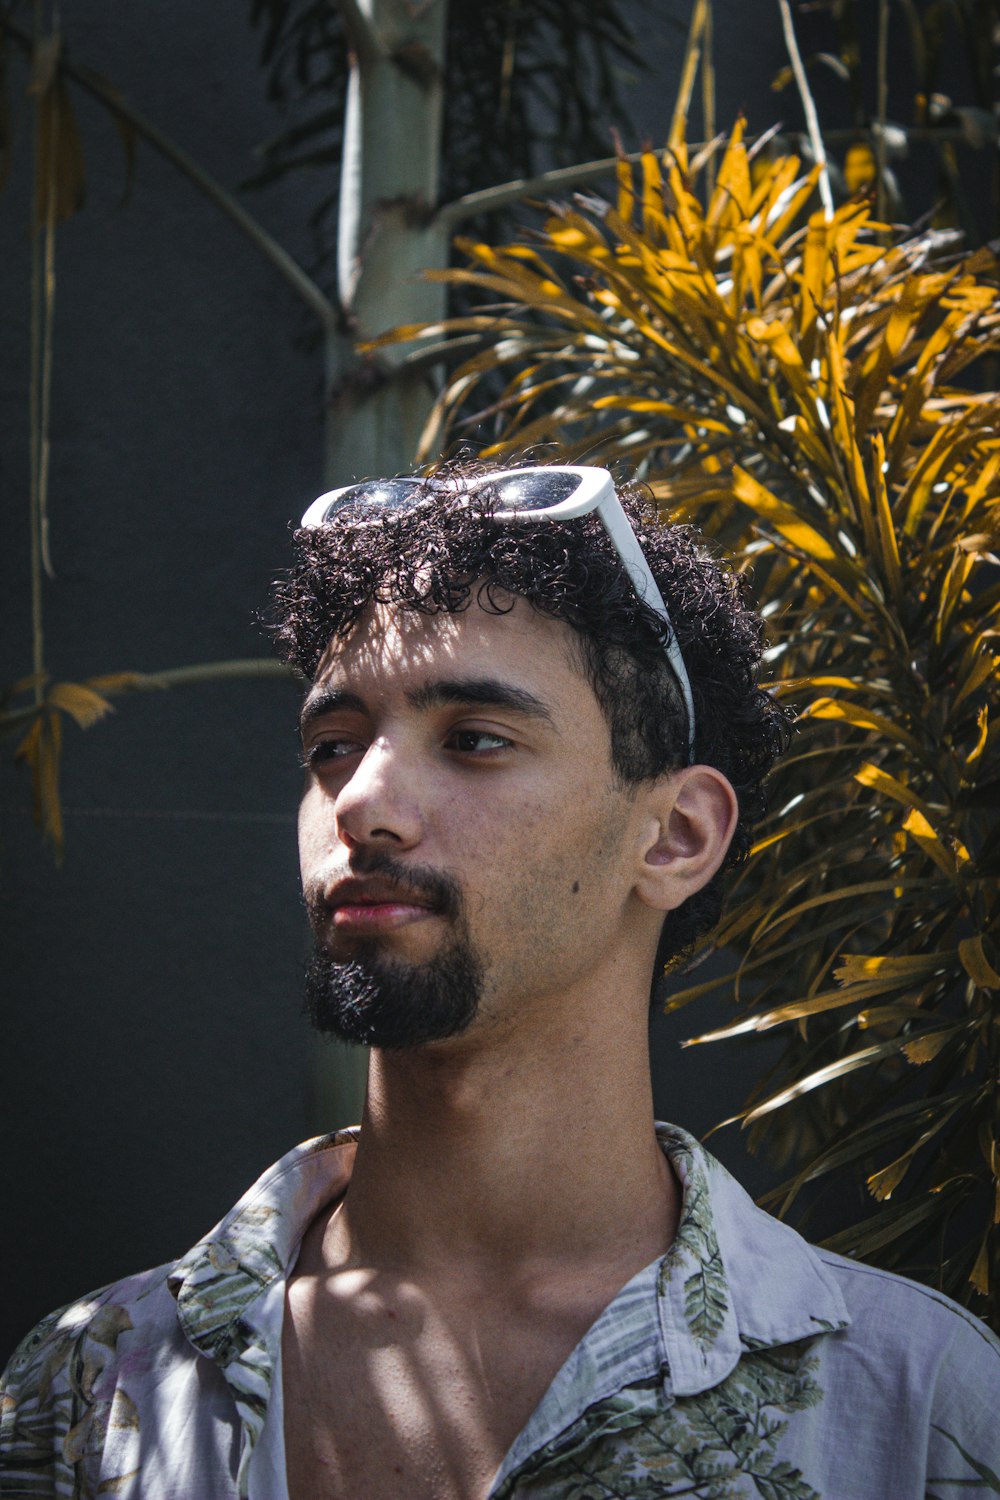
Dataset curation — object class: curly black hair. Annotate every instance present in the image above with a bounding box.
[270,462,789,983]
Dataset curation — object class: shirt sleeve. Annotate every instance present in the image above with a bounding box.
[1,1292,140,1499]
[924,1304,1000,1497]
[0,1306,78,1498]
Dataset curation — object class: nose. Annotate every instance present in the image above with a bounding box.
[334,739,424,852]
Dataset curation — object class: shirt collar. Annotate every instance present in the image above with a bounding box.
[652,1123,850,1396]
[166,1122,850,1482]
[168,1129,359,1488]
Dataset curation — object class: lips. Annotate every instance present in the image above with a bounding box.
[323,877,439,934]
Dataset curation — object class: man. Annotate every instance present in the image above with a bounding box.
[2,461,997,1499]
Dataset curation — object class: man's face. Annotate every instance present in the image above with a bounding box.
[297,595,656,1050]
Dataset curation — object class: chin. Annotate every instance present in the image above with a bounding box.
[302,939,484,1050]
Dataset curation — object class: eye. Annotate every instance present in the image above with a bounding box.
[302,735,366,770]
[444,728,514,755]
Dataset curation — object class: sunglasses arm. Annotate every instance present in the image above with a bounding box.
[598,501,697,760]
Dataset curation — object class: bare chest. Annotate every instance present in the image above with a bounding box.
[281,1277,576,1500]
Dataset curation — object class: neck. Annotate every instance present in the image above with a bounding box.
[325,979,679,1280]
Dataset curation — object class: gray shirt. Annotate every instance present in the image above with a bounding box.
[3,1123,998,1498]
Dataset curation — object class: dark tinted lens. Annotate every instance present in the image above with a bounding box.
[491,472,581,511]
[320,477,426,521]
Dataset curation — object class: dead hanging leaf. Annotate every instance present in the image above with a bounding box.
[958,936,1000,989]
[970,1236,990,1296]
[901,1027,959,1065]
[14,710,63,857]
[867,1152,915,1202]
[32,74,86,230]
[47,681,115,729]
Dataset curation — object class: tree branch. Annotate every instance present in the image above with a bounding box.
[434,150,648,230]
[434,126,978,233]
[0,15,337,329]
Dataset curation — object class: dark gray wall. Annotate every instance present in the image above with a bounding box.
[2,1,811,1364]
[1,2,324,1360]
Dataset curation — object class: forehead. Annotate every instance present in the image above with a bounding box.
[309,596,593,705]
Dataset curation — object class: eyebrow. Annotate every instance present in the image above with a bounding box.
[299,677,556,735]
[407,678,555,724]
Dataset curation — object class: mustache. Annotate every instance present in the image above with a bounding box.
[304,848,464,925]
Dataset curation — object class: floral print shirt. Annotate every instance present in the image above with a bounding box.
[2,1123,998,1499]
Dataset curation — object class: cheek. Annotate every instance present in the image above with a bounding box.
[297,786,330,880]
[468,787,629,917]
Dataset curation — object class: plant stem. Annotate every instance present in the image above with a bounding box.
[0,13,337,330]
[124,659,296,691]
[39,67,56,580]
[670,0,707,153]
[877,0,889,225]
[435,126,979,232]
[701,0,716,198]
[27,6,45,707]
[777,0,834,219]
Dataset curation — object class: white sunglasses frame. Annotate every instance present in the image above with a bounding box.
[300,464,695,761]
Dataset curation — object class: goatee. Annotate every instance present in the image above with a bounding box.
[302,854,483,1049]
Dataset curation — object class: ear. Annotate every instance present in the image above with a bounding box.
[633,766,739,913]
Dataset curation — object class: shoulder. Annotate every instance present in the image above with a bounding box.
[2,1265,179,1388]
[816,1247,1000,1365]
[813,1253,1000,1489]
[1,1263,178,1491]
[815,1248,1000,1385]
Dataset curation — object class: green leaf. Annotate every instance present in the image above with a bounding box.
[821,1190,956,1259]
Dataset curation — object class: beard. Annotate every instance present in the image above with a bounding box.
[302,853,484,1049]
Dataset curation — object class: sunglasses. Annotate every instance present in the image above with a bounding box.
[300,464,695,761]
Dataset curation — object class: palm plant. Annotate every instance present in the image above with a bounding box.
[376,122,1000,1328]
